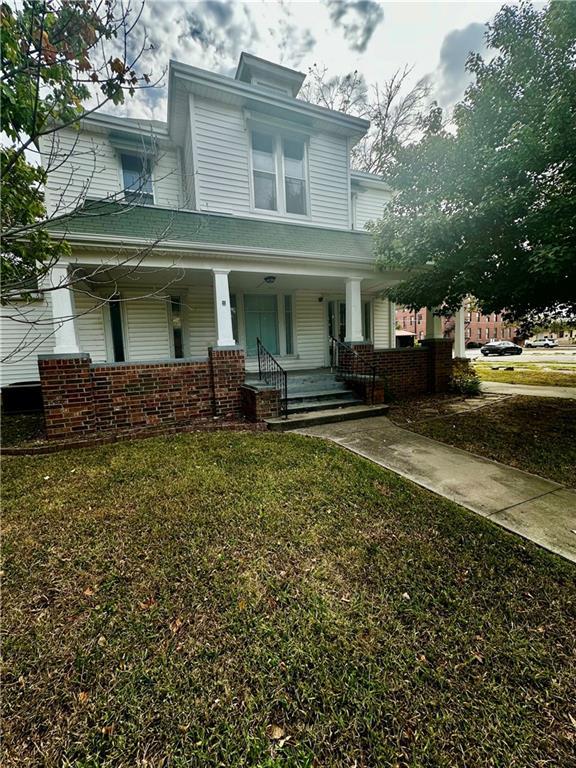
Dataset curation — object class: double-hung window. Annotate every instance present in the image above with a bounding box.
[251,132,277,211]
[121,153,154,205]
[251,129,308,216]
[283,138,306,215]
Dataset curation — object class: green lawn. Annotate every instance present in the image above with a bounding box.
[2,432,575,767]
[473,360,576,387]
[398,396,576,484]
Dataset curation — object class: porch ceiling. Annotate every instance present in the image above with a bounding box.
[74,264,395,294]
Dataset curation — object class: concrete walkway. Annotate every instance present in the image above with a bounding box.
[481,381,576,399]
[297,416,576,564]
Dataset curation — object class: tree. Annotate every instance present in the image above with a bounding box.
[1,0,156,302]
[300,63,430,176]
[371,1,576,323]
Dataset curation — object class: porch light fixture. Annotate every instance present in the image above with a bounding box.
[264,275,276,284]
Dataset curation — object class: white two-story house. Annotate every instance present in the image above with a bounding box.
[1,53,405,386]
[2,53,460,437]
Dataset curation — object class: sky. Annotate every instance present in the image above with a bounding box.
[116,0,509,122]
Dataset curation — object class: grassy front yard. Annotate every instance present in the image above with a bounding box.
[473,360,576,387]
[392,396,576,484]
[3,432,575,766]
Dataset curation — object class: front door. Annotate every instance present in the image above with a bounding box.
[244,294,279,357]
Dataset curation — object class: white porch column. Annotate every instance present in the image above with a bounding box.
[212,269,236,347]
[454,305,467,358]
[425,307,444,339]
[345,278,363,342]
[387,300,396,348]
[49,264,80,354]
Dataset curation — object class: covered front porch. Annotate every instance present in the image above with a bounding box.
[50,262,400,373]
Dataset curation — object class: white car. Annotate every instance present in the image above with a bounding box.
[524,338,558,348]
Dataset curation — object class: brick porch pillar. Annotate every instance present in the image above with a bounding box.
[209,346,245,419]
[421,339,453,393]
[38,353,95,439]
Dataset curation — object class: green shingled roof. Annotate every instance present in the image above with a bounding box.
[49,202,375,261]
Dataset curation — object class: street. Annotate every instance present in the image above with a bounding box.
[465,347,576,363]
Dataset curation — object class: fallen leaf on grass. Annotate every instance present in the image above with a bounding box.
[83,587,96,596]
[138,597,156,610]
[170,617,183,634]
[267,724,285,741]
[101,724,114,735]
[78,691,89,704]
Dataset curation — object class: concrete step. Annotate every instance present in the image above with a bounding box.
[266,404,389,431]
[287,387,350,402]
[287,396,362,414]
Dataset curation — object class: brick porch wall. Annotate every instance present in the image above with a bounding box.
[39,347,245,440]
[240,385,280,422]
[349,340,453,400]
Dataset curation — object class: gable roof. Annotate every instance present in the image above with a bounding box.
[48,202,375,263]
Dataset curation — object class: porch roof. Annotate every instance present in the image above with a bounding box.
[48,202,376,262]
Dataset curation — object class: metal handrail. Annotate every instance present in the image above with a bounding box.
[256,338,288,419]
[330,336,377,404]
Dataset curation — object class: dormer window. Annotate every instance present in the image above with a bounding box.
[250,129,308,217]
[121,153,154,205]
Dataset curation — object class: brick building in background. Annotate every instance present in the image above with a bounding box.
[396,300,519,347]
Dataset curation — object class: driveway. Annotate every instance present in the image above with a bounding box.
[297,416,576,564]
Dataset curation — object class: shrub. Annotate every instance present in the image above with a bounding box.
[450,359,481,395]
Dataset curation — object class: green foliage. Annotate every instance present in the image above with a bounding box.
[0,0,151,298]
[372,1,576,322]
[450,359,481,395]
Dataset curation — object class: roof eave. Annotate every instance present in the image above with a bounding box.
[169,59,370,139]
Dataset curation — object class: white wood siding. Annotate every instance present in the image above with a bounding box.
[192,97,251,214]
[40,127,181,215]
[191,96,351,228]
[354,186,392,229]
[0,299,55,385]
[40,128,121,216]
[185,285,216,356]
[293,292,326,367]
[123,294,172,360]
[73,291,108,362]
[373,297,393,348]
[308,133,350,229]
[153,146,182,208]
[182,128,196,208]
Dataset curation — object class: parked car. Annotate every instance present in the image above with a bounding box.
[480,341,523,356]
[525,338,558,348]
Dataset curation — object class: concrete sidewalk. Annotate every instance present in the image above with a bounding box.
[297,416,576,564]
[481,381,576,399]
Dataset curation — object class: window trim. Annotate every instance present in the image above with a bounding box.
[104,294,128,362]
[118,151,156,206]
[168,295,185,359]
[247,124,311,221]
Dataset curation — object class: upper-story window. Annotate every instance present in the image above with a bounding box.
[251,132,277,211]
[121,153,154,205]
[250,129,308,217]
[283,138,306,215]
